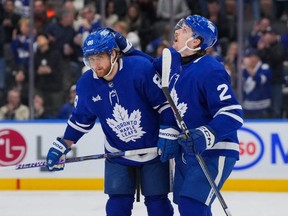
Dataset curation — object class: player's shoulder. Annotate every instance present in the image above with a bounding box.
[202,55,224,68]
[76,70,95,93]
[123,55,153,68]
[122,55,155,77]
[78,69,94,82]
[194,55,232,85]
[196,55,226,74]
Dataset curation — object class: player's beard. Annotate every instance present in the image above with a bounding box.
[94,67,109,78]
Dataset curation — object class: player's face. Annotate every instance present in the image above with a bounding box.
[86,53,112,77]
[173,18,193,51]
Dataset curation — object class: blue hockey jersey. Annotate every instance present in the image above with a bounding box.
[63,55,170,165]
[168,54,243,159]
[242,62,271,111]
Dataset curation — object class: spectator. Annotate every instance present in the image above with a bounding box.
[34,33,64,117]
[105,0,119,28]
[8,67,29,106]
[33,93,49,119]
[145,37,168,57]
[112,21,142,51]
[75,4,101,43]
[225,41,239,92]
[155,40,170,57]
[225,41,238,69]
[14,0,30,17]
[197,0,226,17]
[155,0,191,50]
[45,7,81,91]
[125,3,142,33]
[134,0,159,50]
[2,0,21,45]
[223,58,237,94]
[242,48,272,118]
[10,18,34,71]
[257,30,286,118]
[0,89,29,120]
[57,84,76,119]
[156,0,191,22]
[2,0,21,75]
[45,7,76,61]
[207,0,234,48]
[248,17,272,48]
[0,23,5,92]
[33,0,49,34]
[0,21,5,106]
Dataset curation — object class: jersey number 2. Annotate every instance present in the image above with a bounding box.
[217,84,231,101]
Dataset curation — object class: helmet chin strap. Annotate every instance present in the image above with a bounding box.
[104,54,118,79]
[178,37,201,53]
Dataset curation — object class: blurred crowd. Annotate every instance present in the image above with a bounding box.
[0,0,288,120]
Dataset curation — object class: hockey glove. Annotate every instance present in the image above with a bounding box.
[178,126,216,155]
[46,137,71,172]
[157,125,180,162]
[107,28,134,54]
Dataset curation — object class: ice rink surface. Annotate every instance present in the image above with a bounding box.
[0,190,287,216]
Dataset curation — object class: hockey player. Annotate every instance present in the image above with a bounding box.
[111,15,244,215]
[45,28,174,216]
[157,15,244,216]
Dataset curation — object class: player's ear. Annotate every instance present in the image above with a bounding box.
[192,38,202,49]
[111,49,119,63]
[111,49,117,58]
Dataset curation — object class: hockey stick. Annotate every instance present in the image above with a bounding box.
[0,147,157,171]
[161,48,232,216]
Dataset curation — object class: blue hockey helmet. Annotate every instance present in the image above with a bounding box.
[82,28,119,57]
[178,15,218,50]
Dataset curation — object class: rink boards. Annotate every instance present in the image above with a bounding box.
[1,120,288,191]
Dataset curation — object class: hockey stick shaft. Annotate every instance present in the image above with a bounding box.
[1,147,157,171]
[161,48,232,216]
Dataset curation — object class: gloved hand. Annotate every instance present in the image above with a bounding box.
[46,137,71,171]
[107,28,134,54]
[178,126,216,155]
[157,125,180,162]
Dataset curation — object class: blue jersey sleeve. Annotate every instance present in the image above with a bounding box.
[63,72,97,143]
[201,68,243,142]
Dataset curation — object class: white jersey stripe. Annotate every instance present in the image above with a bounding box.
[208,141,239,152]
[213,105,242,118]
[104,139,158,162]
[205,156,225,205]
[220,111,244,124]
[67,120,91,133]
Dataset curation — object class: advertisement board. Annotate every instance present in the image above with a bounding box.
[1,120,288,191]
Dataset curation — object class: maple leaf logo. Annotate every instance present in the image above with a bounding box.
[106,104,146,142]
[170,88,187,118]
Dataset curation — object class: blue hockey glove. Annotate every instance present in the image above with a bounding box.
[157,125,180,162]
[107,28,134,54]
[46,137,71,172]
[178,126,216,155]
